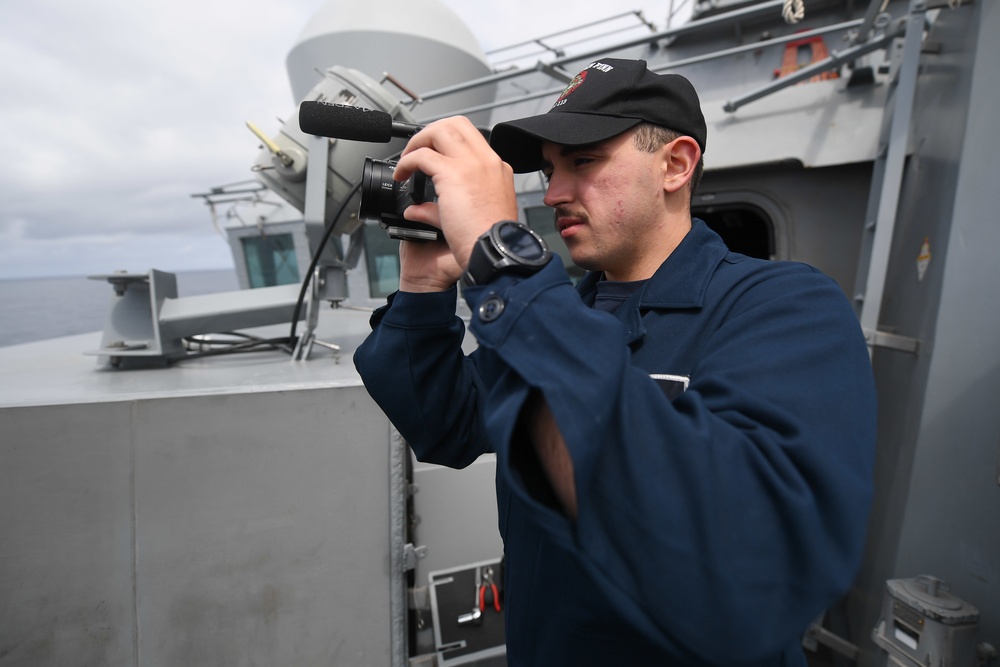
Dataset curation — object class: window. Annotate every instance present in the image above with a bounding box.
[693,203,774,260]
[241,233,300,288]
[363,224,402,299]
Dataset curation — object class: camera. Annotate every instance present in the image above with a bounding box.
[358,157,441,241]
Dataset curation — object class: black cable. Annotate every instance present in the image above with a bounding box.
[183,332,295,354]
[185,331,261,346]
[288,177,364,345]
[173,335,296,363]
[176,166,374,362]
[184,331,290,351]
[288,149,403,345]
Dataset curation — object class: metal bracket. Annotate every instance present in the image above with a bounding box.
[803,622,860,661]
[403,543,428,571]
[291,264,346,361]
[87,269,303,368]
[863,328,920,354]
[538,62,572,84]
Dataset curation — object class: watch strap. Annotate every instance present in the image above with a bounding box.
[460,221,550,288]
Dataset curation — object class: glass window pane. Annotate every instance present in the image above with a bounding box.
[363,225,401,298]
[241,233,300,288]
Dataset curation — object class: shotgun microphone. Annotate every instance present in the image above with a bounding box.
[298,101,423,142]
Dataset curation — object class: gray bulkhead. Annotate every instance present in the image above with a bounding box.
[845,1,1000,663]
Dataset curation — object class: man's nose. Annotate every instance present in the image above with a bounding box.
[542,172,571,208]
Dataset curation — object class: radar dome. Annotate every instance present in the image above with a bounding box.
[286,0,495,122]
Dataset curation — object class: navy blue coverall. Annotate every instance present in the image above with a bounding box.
[354,220,877,666]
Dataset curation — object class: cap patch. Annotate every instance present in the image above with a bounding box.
[553,70,588,109]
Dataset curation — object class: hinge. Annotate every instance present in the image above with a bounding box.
[403,543,428,571]
[863,329,920,354]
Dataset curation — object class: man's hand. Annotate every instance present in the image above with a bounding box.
[394,116,519,271]
[398,238,463,293]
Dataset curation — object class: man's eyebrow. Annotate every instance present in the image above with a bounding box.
[560,142,604,156]
[542,142,605,167]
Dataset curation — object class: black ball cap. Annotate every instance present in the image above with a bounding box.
[489,58,707,173]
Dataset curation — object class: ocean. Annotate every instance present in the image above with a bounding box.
[0,269,240,348]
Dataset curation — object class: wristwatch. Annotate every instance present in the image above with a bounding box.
[460,221,552,288]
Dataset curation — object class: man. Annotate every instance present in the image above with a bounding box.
[354,58,876,666]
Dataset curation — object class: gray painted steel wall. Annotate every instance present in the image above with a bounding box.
[847,2,1000,663]
[696,162,873,293]
[887,0,999,652]
[0,386,396,666]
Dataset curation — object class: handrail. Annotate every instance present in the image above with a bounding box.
[415,0,790,105]
[723,18,903,112]
[416,17,873,123]
[486,10,655,66]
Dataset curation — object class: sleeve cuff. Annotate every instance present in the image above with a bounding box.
[372,286,460,329]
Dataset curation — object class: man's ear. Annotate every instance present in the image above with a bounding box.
[662,136,701,194]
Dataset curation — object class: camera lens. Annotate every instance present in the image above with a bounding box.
[358,157,441,241]
[359,157,398,223]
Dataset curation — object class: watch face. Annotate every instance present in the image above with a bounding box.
[496,222,547,261]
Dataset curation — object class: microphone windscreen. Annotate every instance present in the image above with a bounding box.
[298,102,394,142]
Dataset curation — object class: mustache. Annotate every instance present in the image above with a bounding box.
[552,207,588,228]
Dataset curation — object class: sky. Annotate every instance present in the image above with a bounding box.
[0,0,691,279]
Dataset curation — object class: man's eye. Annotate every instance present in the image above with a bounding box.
[574,157,594,167]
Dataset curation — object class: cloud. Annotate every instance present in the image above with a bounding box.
[0,0,309,277]
[0,0,682,279]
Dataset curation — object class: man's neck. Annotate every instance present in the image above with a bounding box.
[604,217,692,282]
